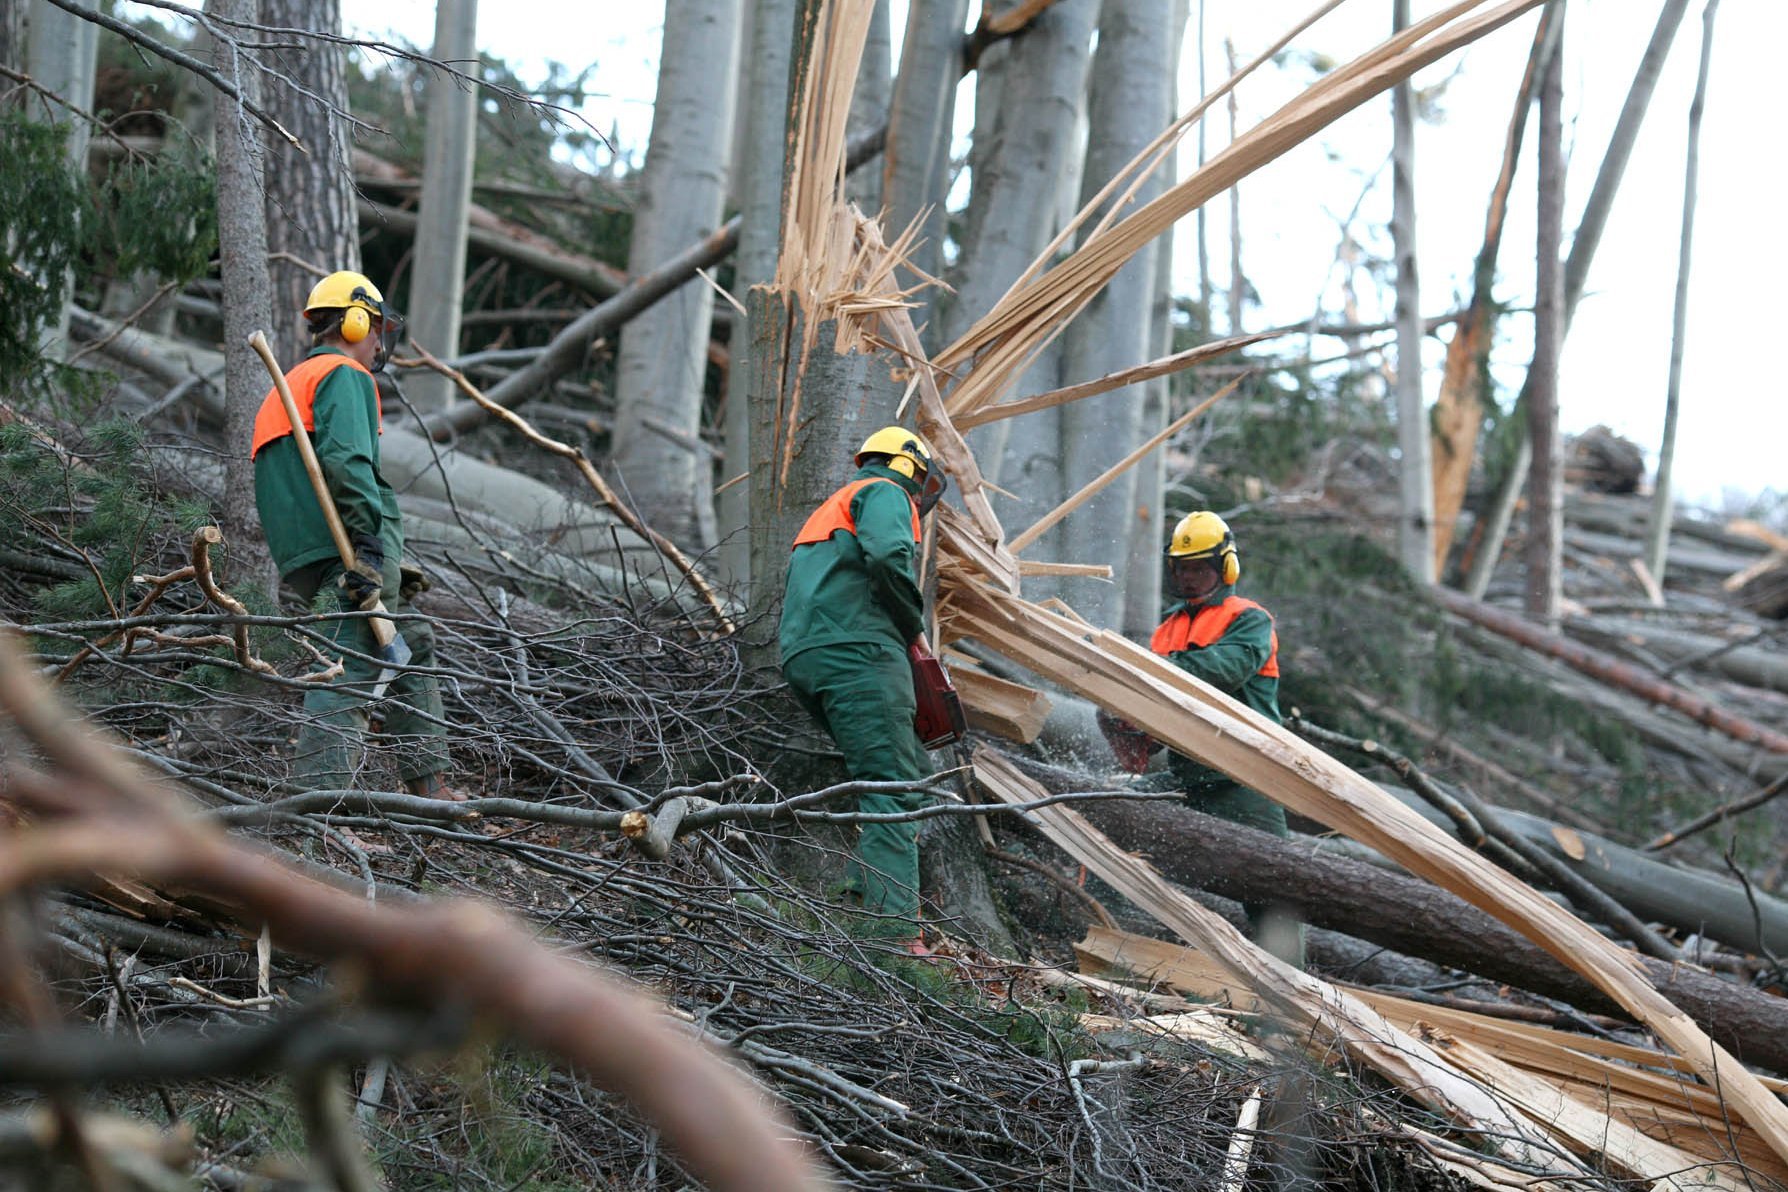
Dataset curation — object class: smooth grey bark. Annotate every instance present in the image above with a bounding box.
[208,0,274,558]
[261,0,359,369]
[1224,38,1243,336]
[609,0,742,547]
[25,0,97,354]
[1,2,24,80]
[1122,0,1188,639]
[844,0,890,212]
[1464,0,1692,599]
[1053,0,1171,626]
[1524,0,1564,627]
[946,0,1098,539]
[882,0,969,340]
[1390,0,1435,584]
[1194,0,1210,319]
[718,0,797,591]
[1645,0,1720,586]
[405,0,480,411]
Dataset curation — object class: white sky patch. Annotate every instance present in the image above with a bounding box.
[336,0,1782,508]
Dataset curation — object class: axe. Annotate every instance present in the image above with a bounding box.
[248,331,411,700]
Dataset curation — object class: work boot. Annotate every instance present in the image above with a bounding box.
[404,772,468,802]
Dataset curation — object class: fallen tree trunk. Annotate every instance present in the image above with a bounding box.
[1433,585,1788,755]
[1567,616,1788,694]
[1071,795,1788,1075]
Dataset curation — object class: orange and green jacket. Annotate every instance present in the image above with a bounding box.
[779,463,926,665]
[1152,584,1282,790]
[250,347,401,580]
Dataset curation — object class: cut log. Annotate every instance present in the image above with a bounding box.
[1433,585,1788,755]
[952,668,1052,744]
[1066,795,1788,1076]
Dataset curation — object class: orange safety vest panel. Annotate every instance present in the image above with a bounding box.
[791,477,921,548]
[1150,595,1280,679]
[249,354,379,459]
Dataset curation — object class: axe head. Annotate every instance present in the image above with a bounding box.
[366,606,412,702]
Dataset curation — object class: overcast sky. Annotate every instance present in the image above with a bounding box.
[331,0,1783,511]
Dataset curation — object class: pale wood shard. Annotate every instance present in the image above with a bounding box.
[951,588,1788,1165]
[1076,925,1785,1187]
[952,668,1053,744]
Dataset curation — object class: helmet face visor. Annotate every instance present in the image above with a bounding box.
[1169,555,1222,602]
[370,304,405,373]
[916,466,949,518]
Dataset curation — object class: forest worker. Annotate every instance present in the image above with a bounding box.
[1100,510,1303,965]
[250,270,463,802]
[780,426,950,955]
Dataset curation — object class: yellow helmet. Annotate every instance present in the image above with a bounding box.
[855,426,948,516]
[855,425,934,479]
[1164,510,1239,585]
[303,270,392,345]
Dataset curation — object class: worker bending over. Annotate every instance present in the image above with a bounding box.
[250,270,461,801]
[780,427,949,954]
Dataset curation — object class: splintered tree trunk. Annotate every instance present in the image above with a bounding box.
[405,0,479,411]
[718,0,797,591]
[610,0,743,548]
[261,0,360,369]
[1429,8,1553,575]
[945,0,1097,536]
[1525,0,1564,626]
[1645,0,1720,586]
[882,0,969,338]
[1464,0,1690,598]
[1390,0,1435,584]
[844,0,890,211]
[25,0,98,355]
[1053,0,1171,626]
[209,0,274,559]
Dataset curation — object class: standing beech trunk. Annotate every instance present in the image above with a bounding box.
[261,0,360,369]
[882,0,969,339]
[1525,0,1565,627]
[610,0,743,547]
[405,0,479,411]
[1054,0,1171,626]
[945,0,1098,538]
[1464,0,1691,599]
[208,0,274,559]
[719,0,796,591]
[845,0,890,211]
[1390,0,1435,584]
[1645,0,1720,587]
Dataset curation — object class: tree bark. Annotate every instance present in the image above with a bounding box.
[1524,0,1564,627]
[844,0,890,212]
[1463,0,1691,598]
[1429,8,1554,574]
[945,0,1097,538]
[1074,797,1788,1076]
[1224,37,1243,337]
[882,0,969,339]
[718,0,798,591]
[609,0,743,547]
[261,0,359,370]
[404,0,479,411]
[1053,0,1170,627]
[1390,0,1434,584]
[1645,0,1719,586]
[208,0,274,560]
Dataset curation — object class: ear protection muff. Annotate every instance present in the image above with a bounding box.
[887,455,917,480]
[1220,539,1240,585]
[340,305,371,343]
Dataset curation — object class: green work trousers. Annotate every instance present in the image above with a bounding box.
[1142,771,1305,968]
[286,557,448,790]
[783,639,933,935]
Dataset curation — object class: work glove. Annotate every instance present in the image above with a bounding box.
[398,561,430,603]
[338,533,385,611]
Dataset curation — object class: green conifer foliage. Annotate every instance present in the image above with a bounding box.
[0,113,85,386]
